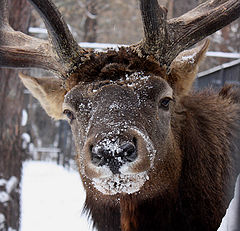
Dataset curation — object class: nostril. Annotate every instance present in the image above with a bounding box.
[90,145,104,166]
[119,142,137,162]
[133,137,137,147]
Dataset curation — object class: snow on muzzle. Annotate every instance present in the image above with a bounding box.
[82,127,156,195]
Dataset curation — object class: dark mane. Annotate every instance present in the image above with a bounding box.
[177,86,240,229]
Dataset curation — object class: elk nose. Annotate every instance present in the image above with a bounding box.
[90,142,137,174]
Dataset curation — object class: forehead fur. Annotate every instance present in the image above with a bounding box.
[65,47,167,91]
[65,74,172,101]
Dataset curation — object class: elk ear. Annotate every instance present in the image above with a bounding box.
[19,73,67,120]
[170,40,210,96]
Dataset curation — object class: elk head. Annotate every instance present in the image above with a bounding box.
[18,39,209,197]
[1,0,240,226]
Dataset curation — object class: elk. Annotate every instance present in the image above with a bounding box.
[1,0,240,230]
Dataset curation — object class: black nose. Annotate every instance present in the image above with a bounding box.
[90,141,137,174]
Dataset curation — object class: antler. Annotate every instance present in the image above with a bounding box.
[1,0,240,76]
[0,0,87,78]
[132,0,240,67]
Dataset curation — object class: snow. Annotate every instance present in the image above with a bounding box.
[206,51,240,59]
[217,175,240,231]
[0,176,18,203]
[181,53,196,64]
[0,191,10,203]
[21,133,31,149]
[0,179,7,187]
[121,72,151,89]
[93,137,122,155]
[6,176,18,194]
[0,213,5,230]
[28,27,47,34]
[92,171,149,195]
[21,110,28,126]
[20,161,94,231]
[8,228,16,231]
[0,214,5,223]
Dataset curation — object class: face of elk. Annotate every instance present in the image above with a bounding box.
[65,73,174,196]
[1,0,240,204]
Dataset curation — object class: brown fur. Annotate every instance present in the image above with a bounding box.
[175,88,240,229]
[120,195,138,231]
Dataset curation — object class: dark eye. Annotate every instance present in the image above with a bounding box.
[63,109,75,122]
[159,97,172,110]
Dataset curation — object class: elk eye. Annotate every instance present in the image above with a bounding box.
[63,109,75,122]
[159,97,172,110]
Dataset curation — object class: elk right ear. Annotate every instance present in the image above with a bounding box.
[169,40,210,96]
[19,73,67,120]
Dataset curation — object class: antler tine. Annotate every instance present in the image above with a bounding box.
[132,0,240,68]
[28,0,87,71]
[139,0,167,45]
[0,0,88,78]
[167,0,240,64]
[0,0,66,75]
[137,0,168,60]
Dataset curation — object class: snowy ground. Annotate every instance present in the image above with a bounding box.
[20,161,94,231]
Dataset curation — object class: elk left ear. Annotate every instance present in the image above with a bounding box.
[170,40,210,96]
[19,73,67,120]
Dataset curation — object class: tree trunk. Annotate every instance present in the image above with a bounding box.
[0,0,31,230]
[84,0,97,42]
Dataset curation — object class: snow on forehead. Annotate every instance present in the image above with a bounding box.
[126,71,151,81]
[120,71,151,87]
[119,71,172,94]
